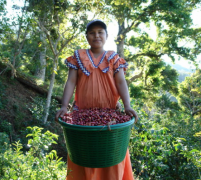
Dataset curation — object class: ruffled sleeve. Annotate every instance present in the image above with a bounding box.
[113,56,128,74]
[64,54,79,70]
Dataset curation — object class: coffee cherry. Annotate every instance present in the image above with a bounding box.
[61,108,131,126]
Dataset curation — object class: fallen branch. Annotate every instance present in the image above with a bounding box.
[0,60,69,107]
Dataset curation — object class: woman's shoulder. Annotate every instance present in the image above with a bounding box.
[106,50,117,54]
[73,49,88,58]
[105,50,120,62]
[107,50,117,55]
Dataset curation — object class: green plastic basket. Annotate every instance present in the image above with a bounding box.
[58,117,134,168]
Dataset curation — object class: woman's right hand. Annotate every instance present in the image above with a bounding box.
[55,106,68,122]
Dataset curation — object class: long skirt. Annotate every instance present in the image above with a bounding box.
[66,149,134,180]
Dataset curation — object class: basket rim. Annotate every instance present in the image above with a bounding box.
[58,117,134,131]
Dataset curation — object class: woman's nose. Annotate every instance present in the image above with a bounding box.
[94,32,99,37]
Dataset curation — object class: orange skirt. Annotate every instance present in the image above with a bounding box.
[66,149,134,180]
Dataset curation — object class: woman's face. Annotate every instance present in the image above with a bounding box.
[86,25,108,49]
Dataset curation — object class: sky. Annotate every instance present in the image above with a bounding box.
[6,0,201,69]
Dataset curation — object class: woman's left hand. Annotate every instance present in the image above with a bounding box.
[125,106,138,124]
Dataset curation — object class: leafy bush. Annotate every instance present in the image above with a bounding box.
[0,120,12,134]
[0,132,9,151]
[130,99,201,180]
[28,96,67,158]
[0,126,67,180]
[28,96,58,123]
[130,124,199,179]
[0,80,7,110]
[130,120,201,179]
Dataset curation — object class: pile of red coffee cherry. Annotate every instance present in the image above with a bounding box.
[61,108,131,126]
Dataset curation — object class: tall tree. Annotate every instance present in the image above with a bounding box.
[105,0,201,102]
[34,31,47,81]
[177,69,201,118]
[28,0,104,123]
[0,0,8,38]
[0,1,34,78]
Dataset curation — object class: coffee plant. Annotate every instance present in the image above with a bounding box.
[129,98,201,180]
[0,126,67,180]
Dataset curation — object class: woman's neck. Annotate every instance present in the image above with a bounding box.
[90,47,104,58]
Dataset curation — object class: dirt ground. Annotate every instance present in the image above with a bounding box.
[0,74,67,160]
[0,75,36,129]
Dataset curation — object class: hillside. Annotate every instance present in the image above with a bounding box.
[0,73,67,160]
[165,61,195,73]
[0,67,200,179]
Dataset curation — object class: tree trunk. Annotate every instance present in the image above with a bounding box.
[35,32,46,82]
[116,21,125,58]
[117,38,125,58]
[43,57,57,124]
[11,56,17,79]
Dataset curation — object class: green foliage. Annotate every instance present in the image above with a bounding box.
[130,121,200,179]
[128,61,179,106]
[26,126,59,157]
[110,0,200,109]
[27,96,68,158]
[0,120,12,135]
[161,65,179,95]
[130,84,146,99]
[177,69,201,117]
[130,99,201,179]
[0,133,9,150]
[0,80,7,110]
[0,126,66,179]
[28,96,58,123]
[155,94,181,113]
[0,0,201,179]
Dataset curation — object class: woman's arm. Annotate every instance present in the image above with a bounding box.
[55,68,77,121]
[114,68,138,123]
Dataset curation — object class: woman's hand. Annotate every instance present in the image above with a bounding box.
[55,106,67,122]
[124,106,138,124]
[55,68,77,122]
[114,69,138,124]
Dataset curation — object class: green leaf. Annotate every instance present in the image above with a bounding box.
[190,149,199,153]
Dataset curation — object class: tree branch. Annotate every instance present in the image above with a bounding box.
[132,52,164,60]
[58,33,77,54]
[38,19,56,56]
[192,109,201,117]
[128,71,143,84]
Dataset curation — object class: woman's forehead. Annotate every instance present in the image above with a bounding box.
[87,25,105,31]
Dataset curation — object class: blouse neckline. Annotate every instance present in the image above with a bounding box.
[87,49,107,68]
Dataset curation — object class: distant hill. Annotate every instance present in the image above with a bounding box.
[165,62,195,82]
[166,62,195,82]
[166,62,195,74]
